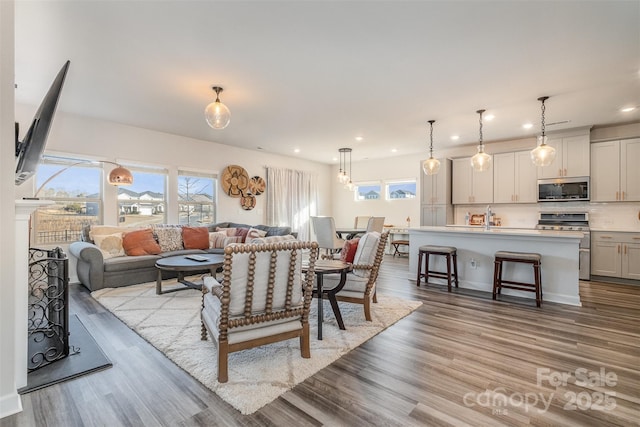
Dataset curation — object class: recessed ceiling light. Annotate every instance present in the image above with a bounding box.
[355,136,364,141]
[523,123,534,129]
[621,106,636,113]
[332,156,338,162]
[294,148,300,153]
[391,148,397,153]
[451,135,460,140]
[484,114,495,121]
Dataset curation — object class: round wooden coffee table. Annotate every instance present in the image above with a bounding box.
[155,254,225,295]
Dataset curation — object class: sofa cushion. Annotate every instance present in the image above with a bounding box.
[92,232,125,259]
[160,249,207,258]
[152,225,184,252]
[103,254,160,272]
[182,226,209,249]
[123,229,162,256]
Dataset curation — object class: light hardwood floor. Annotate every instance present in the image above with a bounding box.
[3,256,639,426]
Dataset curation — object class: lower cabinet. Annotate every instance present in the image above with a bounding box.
[421,204,454,226]
[591,232,640,280]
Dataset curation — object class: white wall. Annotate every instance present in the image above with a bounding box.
[15,105,333,225]
[330,153,421,229]
[0,0,21,419]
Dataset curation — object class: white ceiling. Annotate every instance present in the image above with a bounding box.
[14,1,640,164]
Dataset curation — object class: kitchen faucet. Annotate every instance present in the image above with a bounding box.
[485,205,492,230]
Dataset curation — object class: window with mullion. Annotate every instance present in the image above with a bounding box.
[178,171,216,225]
[117,167,167,226]
[33,156,103,244]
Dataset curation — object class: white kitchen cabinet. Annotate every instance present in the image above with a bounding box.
[592,138,640,202]
[452,157,493,204]
[591,232,640,280]
[420,158,453,226]
[421,205,453,226]
[493,151,537,203]
[538,134,590,179]
[421,158,451,205]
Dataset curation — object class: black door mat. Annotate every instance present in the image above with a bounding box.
[19,314,112,394]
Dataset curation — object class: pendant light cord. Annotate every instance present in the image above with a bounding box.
[540,98,546,137]
[477,109,484,149]
[429,120,434,157]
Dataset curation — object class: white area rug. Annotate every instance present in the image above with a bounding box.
[92,280,422,414]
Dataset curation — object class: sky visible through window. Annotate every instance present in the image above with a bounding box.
[37,165,166,194]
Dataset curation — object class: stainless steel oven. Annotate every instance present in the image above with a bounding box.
[536,212,590,280]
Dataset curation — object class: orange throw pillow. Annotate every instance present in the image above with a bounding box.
[122,229,161,256]
[182,226,210,249]
[340,238,360,263]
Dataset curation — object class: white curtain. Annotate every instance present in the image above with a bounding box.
[265,167,317,241]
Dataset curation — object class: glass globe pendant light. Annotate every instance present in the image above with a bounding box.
[204,86,231,129]
[422,120,441,175]
[530,96,556,166]
[470,109,492,171]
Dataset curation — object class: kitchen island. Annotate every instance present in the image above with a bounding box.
[408,226,584,306]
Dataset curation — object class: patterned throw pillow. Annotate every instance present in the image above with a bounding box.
[182,226,210,250]
[209,231,228,249]
[92,232,125,259]
[122,229,162,256]
[152,225,184,252]
[340,237,360,263]
[247,227,267,240]
[216,227,237,237]
[223,236,243,246]
[235,227,250,242]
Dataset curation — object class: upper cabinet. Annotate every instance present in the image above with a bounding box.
[493,151,537,203]
[591,138,640,202]
[538,134,590,179]
[421,158,451,205]
[452,157,493,204]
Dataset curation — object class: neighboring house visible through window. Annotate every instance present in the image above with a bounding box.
[387,180,417,199]
[355,183,381,200]
[178,171,216,225]
[33,156,102,244]
[118,166,167,226]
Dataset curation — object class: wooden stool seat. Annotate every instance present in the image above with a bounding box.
[493,251,542,307]
[416,245,459,291]
[391,240,409,257]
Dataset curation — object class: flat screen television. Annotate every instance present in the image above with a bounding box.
[15,60,70,185]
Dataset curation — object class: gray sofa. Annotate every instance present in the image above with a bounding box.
[69,222,293,291]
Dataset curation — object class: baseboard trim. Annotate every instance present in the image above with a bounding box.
[0,391,23,419]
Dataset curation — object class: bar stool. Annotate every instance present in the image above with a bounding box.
[391,239,409,257]
[493,251,542,307]
[416,245,459,292]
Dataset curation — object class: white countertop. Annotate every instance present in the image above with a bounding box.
[410,225,585,239]
[589,228,640,233]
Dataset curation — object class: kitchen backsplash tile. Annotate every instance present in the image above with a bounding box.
[454,202,640,231]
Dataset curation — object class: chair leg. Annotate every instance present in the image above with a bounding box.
[446,253,452,292]
[364,297,372,321]
[534,262,542,307]
[372,289,377,303]
[416,252,423,286]
[453,252,459,288]
[492,259,500,300]
[218,341,229,383]
[300,323,310,358]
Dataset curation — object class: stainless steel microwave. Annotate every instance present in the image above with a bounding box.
[538,177,590,202]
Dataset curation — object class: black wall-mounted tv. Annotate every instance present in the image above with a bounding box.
[15,60,70,185]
